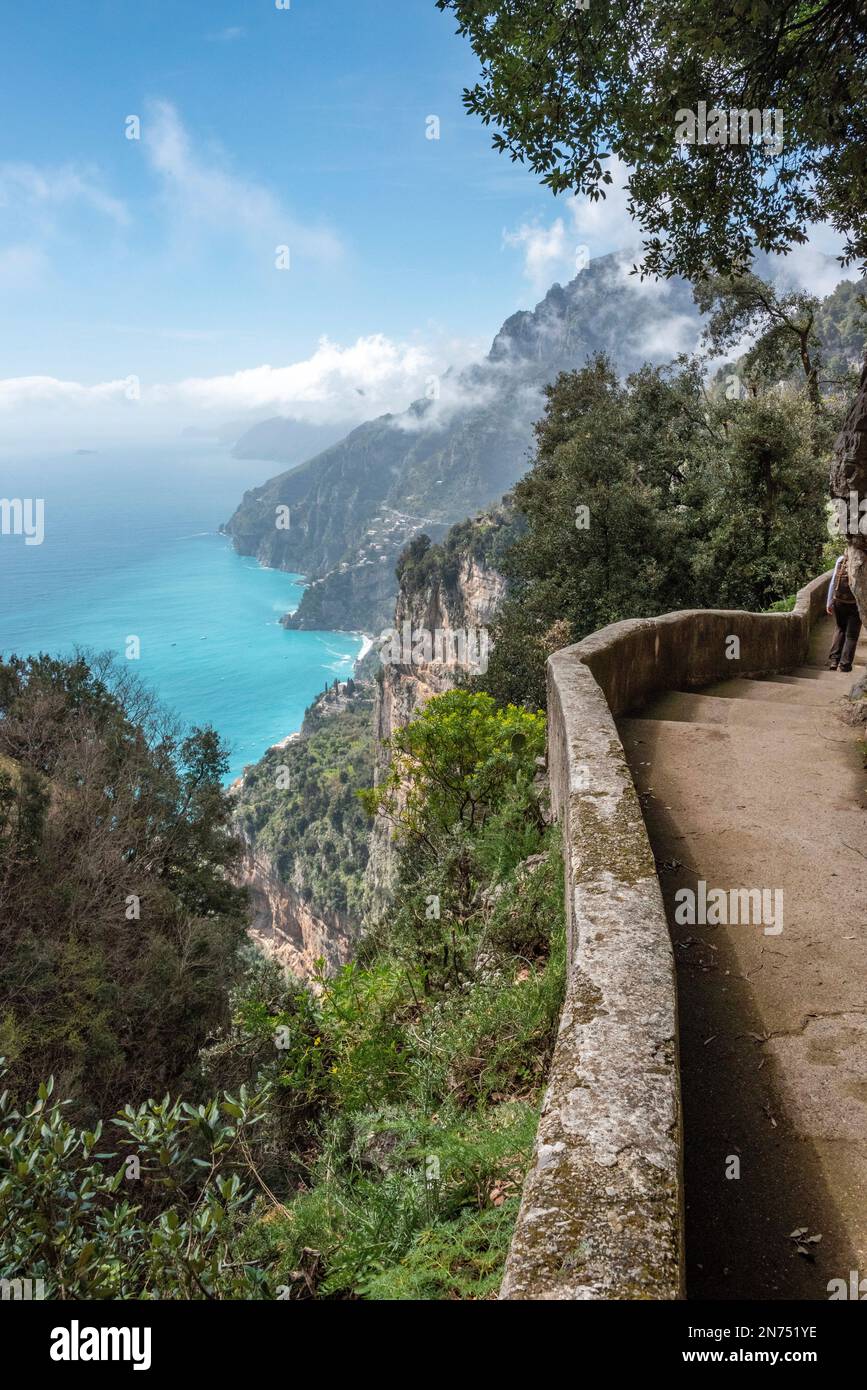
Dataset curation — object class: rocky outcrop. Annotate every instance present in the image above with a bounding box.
[830,360,867,511]
[830,359,867,657]
[237,838,355,981]
[281,558,406,638]
[364,512,512,918]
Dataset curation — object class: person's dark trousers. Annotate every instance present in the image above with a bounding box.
[830,600,862,668]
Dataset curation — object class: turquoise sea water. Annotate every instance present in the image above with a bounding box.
[0,445,363,781]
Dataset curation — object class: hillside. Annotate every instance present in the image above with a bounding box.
[365,504,518,918]
[230,680,375,978]
[222,254,701,633]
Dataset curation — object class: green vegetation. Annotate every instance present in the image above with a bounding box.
[0,652,248,1121]
[9,2,864,1308]
[233,684,375,920]
[214,690,563,1299]
[813,279,867,385]
[395,505,522,605]
[438,1,867,279]
[475,349,832,710]
[696,270,867,410]
[0,1069,272,1300]
[2,685,563,1299]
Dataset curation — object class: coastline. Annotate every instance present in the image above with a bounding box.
[269,730,302,752]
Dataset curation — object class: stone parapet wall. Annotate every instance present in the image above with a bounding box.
[500,572,831,1300]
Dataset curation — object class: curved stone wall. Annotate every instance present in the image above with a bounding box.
[500,572,831,1300]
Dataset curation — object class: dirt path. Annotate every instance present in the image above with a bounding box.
[618,617,867,1300]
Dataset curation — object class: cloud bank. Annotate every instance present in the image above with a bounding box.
[0,332,474,443]
[503,157,849,303]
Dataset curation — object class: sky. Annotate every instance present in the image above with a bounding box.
[0,0,848,448]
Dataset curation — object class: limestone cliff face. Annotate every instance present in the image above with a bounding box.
[237,835,356,981]
[379,548,507,720]
[364,515,512,917]
[231,685,374,982]
[830,359,867,650]
[830,360,867,513]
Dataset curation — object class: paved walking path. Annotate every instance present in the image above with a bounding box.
[619,617,867,1299]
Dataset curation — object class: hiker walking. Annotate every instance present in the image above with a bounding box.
[827,551,862,672]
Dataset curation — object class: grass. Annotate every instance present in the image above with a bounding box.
[235,839,565,1299]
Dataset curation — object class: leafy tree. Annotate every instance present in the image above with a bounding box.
[362,690,546,982]
[0,1066,271,1300]
[477,356,709,706]
[0,653,248,1118]
[475,354,827,707]
[363,693,544,868]
[437,0,867,279]
[698,393,828,608]
[694,271,824,408]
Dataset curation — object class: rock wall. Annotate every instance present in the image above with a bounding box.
[364,544,508,918]
[231,683,374,983]
[501,572,831,1300]
[830,358,867,690]
[237,837,356,981]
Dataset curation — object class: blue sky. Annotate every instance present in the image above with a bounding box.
[0,0,622,444]
[0,0,846,446]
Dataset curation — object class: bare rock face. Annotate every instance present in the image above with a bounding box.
[238,839,356,982]
[364,546,508,919]
[830,362,867,506]
[830,361,867,627]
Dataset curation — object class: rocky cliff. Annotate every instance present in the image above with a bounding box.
[364,506,515,917]
[231,498,515,971]
[223,254,701,634]
[830,356,867,698]
[232,685,375,981]
[237,835,356,980]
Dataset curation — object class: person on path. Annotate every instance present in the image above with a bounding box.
[827,551,862,671]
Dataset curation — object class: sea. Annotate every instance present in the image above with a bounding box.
[0,443,364,782]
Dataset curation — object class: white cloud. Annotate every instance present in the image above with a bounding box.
[143,100,343,264]
[0,374,134,411]
[502,218,572,296]
[207,26,245,42]
[0,333,465,433]
[629,312,702,360]
[568,157,636,250]
[153,334,433,418]
[767,223,850,299]
[391,371,502,434]
[0,161,129,226]
[504,157,638,293]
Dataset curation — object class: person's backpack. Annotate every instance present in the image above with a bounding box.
[836,553,857,605]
